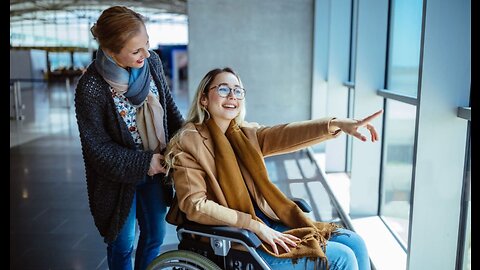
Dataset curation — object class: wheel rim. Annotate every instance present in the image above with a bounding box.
[147,250,222,270]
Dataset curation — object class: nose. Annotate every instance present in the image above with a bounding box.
[227,89,237,100]
[143,49,151,59]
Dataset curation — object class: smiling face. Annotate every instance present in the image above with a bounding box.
[107,26,150,69]
[201,71,244,132]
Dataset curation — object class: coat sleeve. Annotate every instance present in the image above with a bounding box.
[254,117,342,157]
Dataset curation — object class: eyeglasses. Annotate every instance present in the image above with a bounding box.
[209,84,246,100]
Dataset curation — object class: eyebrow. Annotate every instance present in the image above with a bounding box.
[218,82,241,87]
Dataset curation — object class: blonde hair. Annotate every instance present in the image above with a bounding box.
[91,6,146,54]
[164,67,247,175]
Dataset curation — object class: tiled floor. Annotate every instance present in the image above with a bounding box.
[10,80,344,270]
[10,80,185,270]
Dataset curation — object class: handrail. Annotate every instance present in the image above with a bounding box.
[377,89,417,106]
[10,77,72,121]
[457,106,471,121]
[306,147,376,269]
[10,81,25,120]
[10,78,48,83]
[305,148,355,230]
[343,81,355,89]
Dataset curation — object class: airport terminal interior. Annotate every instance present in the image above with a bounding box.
[10,0,470,270]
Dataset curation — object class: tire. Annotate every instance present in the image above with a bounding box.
[146,250,222,270]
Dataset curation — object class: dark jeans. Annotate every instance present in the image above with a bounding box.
[107,175,167,270]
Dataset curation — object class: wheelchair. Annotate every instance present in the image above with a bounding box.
[146,198,313,270]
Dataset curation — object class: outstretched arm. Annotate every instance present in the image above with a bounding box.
[328,109,383,142]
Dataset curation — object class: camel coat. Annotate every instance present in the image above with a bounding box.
[166,117,341,232]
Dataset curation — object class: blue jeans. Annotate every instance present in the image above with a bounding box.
[257,223,371,270]
[107,175,167,270]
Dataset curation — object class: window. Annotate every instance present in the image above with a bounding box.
[380,0,423,248]
[380,100,416,246]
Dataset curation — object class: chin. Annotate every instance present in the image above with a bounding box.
[133,61,145,68]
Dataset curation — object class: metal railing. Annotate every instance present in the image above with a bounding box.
[10,78,73,121]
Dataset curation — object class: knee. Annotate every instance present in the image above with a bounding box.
[349,232,369,258]
[109,238,135,255]
[139,224,166,246]
[337,228,368,251]
[328,247,358,270]
[147,231,166,246]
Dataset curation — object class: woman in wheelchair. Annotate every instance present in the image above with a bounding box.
[164,67,382,270]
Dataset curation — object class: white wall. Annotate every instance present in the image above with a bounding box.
[10,49,47,80]
[187,0,315,125]
[10,49,48,122]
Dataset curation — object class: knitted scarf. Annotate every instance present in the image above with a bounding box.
[206,119,340,264]
[95,48,166,152]
[95,48,151,103]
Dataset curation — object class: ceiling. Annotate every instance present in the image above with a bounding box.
[10,0,187,23]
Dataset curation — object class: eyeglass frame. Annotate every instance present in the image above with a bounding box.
[208,83,246,100]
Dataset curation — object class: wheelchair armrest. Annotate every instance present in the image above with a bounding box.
[179,223,262,248]
[290,197,313,213]
[176,199,311,249]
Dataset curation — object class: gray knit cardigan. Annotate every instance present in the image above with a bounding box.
[74,50,184,243]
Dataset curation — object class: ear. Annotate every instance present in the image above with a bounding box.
[200,95,208,106]
[103,49,117,61]
[103,48,113,57]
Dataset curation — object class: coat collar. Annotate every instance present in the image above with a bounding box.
[194,122,215,158]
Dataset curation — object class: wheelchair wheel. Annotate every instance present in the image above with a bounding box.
[146,250,222,270]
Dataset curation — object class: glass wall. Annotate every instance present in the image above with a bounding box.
[315,0,470,268]
[10,7,188,49]
[380,0,423,248]
[386,0,423,98]
[10,5,188,79]
[380,100,416,246]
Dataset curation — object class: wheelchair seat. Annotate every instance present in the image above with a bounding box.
[147,198,312,270]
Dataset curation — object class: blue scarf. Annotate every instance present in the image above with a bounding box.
[95,48,151,106]
[95,48,166,152]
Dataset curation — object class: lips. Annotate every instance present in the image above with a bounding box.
[223,104,237,109]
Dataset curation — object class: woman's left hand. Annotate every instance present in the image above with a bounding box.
[148,153,167,176]
[330,109,383,142]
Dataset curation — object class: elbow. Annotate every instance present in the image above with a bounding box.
[179,197,206,223]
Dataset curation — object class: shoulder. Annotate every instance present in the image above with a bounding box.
[147,51,166,80]
[76,62,108,97]
[240,121,263,129]
[148,50,161,65]
[77,62,104,86]
[177,123,204,143]
[171,123,204,149]
[240,121,264,136]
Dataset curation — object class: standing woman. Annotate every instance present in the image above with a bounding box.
[165,67,381,269]
[74,6,184,270]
